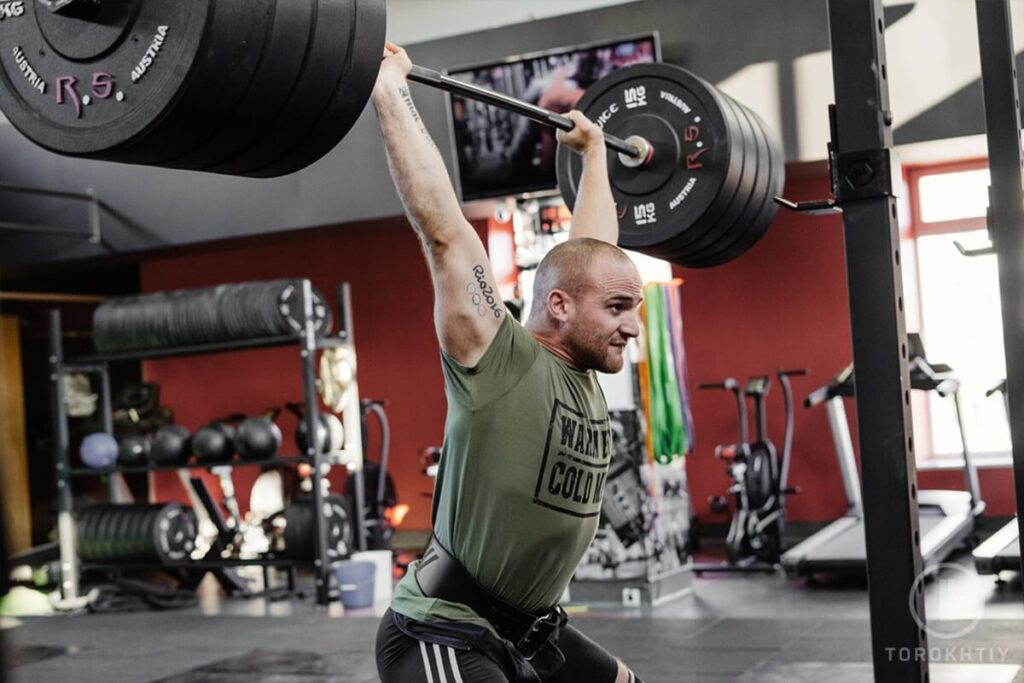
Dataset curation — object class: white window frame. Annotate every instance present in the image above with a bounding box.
[907,159,1012,469]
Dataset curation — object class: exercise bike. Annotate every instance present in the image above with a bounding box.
[694,369,805,573]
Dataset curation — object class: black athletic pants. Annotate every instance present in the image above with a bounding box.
[376,608,619,683]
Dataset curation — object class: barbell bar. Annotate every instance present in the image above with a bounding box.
[407,64,649,163]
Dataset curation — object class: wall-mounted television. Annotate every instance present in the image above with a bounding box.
[445,33,660,202]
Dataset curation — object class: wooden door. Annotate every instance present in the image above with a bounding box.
[0,315,31,553]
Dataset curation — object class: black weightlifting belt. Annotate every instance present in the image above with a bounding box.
[414,535,567,660]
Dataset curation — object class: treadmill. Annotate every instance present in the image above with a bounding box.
[781,335,985,579]
[973,521,1020,576]
[972,379,1021,578]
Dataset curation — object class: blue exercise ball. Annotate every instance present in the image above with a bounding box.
[80,433,119,469]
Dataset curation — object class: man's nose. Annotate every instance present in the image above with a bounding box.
[622,311,641,338]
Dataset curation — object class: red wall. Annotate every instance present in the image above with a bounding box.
[141,217,477,531]
[675,164,855,523]
[676,164,1018,521]
[139,166,1018,532]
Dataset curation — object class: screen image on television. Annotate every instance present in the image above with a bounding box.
[446,33,659,202]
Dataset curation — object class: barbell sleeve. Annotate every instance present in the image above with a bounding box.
[407,64,644,160]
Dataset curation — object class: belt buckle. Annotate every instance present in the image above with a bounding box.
[516,606,566,660]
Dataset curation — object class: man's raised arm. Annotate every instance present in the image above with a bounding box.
[372,43,504,367]
[558,111,619,245]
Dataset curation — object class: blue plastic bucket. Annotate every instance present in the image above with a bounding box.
[335,560,376,608]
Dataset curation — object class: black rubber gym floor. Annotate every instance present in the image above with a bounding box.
[4,554,1022,683]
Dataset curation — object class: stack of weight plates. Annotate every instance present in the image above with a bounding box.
[282,495,353,562]
[557,63,786,268]
[77,503,197,564]
[93,279,332,351]
[0,0,386,177]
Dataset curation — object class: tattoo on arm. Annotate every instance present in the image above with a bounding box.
[398,86,421,123]
[467,265,504,319]
[399,86,441,154]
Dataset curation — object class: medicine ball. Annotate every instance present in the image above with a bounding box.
[80,433,119,469]
[151,425,192,466]
[117,434,150,467]
[193,421,236,464]
[235,416,282,461]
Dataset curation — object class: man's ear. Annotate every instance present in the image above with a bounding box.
[547,289,573,323]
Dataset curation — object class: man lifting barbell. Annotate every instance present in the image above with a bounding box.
[371,42,646,683]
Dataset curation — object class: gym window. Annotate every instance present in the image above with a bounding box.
[907,160,1009,465]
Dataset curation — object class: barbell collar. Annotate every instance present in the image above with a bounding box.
[407,64,644,161]
[617,135,653,168]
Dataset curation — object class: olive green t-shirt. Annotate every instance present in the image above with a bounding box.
[390,316,612,632]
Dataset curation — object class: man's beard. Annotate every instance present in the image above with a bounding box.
[564,327,623,373]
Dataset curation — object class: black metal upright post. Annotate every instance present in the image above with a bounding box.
[975,0,1024,580]
[48,309,79,600]
[299,279,332,605]
[827,1,928,680]
[98,363,116,502]
[337,283,368,553]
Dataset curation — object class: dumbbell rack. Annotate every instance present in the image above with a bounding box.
[48,280,365,606]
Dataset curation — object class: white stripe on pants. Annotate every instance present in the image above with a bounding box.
[419,641,435,683]
[432,643,449,683]
[447,646,465,683]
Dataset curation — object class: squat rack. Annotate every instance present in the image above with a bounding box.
[822,0,1024,680]
[974,0,1024,589]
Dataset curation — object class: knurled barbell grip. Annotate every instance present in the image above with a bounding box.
[407,64,643,160]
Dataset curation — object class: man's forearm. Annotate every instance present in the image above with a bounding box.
[373,80,464,248]
[569,147,619,244]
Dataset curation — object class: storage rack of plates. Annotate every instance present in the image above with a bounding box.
[48,279,365,606]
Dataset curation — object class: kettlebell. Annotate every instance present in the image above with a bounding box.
[296,412,345,455]
[235,415,282,461]
[193,421,236,464]
[151,425,192,466]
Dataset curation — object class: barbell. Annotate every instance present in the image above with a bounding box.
[0,0,785,266]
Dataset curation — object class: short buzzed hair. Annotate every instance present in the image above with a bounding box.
[529,238,633,318]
